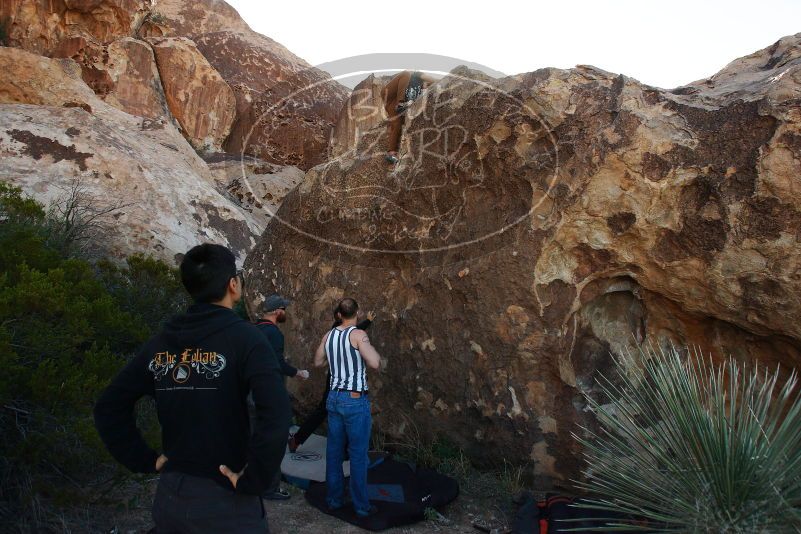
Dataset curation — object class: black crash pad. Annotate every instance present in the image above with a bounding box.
[305,455,459,531]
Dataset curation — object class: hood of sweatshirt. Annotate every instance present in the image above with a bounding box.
[162,303,244,346]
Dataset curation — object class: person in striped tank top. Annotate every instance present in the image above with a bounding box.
[313,297,381,517]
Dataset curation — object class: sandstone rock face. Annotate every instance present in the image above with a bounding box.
[140,0,250,37]
[245,35,801,481]
[0,46,99,109]
[206,155,305,230]
[138,0,349,168]
[52,36,172,120]
[3,0,348,168]
[329,74,387,158]
[1,0,151,55]
[0,48,260,263]
[0,0,349,261]
[148,36,236,151]
[193,30,349,169]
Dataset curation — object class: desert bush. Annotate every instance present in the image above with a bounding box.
[98,255,190,333]
[0,179,128,270]
[46,178,131,259]
[0,185,186,529]
[574,344,801,532]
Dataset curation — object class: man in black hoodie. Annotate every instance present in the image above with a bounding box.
[94,243,290,533]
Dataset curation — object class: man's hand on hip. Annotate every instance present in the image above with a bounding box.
[296,369,310,380]
[156,454,168,472]
[219,464,244,488]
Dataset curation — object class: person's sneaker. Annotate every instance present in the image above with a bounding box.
[263,488,291,500]
[287,435,299,453]
[356,505,378,518]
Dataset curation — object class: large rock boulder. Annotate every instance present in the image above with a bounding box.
[329,74,387,158]
[3,0,348,168]
[194,30,348,169]
[147,36,236,151]
[0,0,151,55]
[0,46,99,109]
[0,48,260,263]
[245,35,801,481]
[51,36,172,120]
[136,0,349,169]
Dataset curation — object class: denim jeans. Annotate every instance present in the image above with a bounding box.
[326,390,372,515]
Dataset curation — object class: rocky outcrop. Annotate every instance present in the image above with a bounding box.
[329,74,387,158]
[138,0,251,38]
[245,35,801,481]
[148,36,236,151]
[0,0,151,55]
[51,36,172,120]
[4,1,174,122]
[0,0,348,261]
[0,46,99,109]
[138,0,349,168]
[193,30,348,169]
[206,155,305,230]
[2,0,349,168]
[0,47,261,263]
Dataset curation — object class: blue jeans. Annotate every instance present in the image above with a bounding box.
[326,390,372,515]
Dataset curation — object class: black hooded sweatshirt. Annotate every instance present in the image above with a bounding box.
[94,303,291,495]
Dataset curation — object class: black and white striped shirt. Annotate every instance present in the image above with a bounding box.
[326,326,368,392]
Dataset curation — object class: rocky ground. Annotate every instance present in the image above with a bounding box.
[46,470,550,534]
[264,483,512,534]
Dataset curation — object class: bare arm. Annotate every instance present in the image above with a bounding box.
[314,332,329,368]
[351,329,381,370]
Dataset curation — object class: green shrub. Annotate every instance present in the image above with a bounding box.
[0,183,60,281]
[98,255,190,333]
[0,261,148,507]
[574,345,801,532]
[0,184,187,527]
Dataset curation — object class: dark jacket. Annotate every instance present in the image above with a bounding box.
[93,303,291,495]
[255,321,297,377]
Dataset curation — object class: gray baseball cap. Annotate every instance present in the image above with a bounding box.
[262,293,290,313]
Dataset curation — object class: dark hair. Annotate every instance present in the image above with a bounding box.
[180,243,237,303]
[335,297,358,320]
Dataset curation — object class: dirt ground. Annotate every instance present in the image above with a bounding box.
[262,482,515,534]
[47,474,533,534]
[13,457,561,533]
[90,483,519,534]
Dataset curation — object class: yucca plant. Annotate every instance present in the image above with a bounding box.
[573,344,801,532]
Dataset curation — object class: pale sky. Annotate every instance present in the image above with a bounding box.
[225,0,799,89]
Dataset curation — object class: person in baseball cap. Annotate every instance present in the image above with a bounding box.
[262,294,290,314]
[254,293,309,500]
